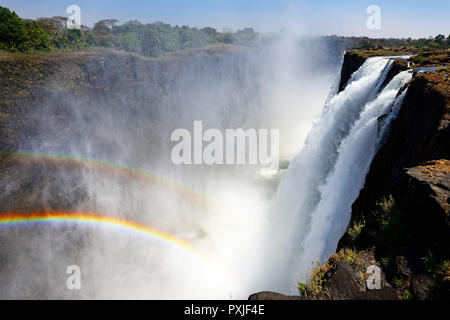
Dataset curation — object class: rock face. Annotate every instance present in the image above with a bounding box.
[317,251,398,300]
[351,73,449,211]
[338,51,366,92]
[380,58,409,89]
[340,72,449,249]
[324,261,365,298]
[397,160,449,249]
[411,274,437,300]
[337,57,450,299]
[338,50,409,92]
[404,160,449,219]
[0,47,248,153]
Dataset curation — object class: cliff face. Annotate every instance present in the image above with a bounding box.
[338,50,410,92]
[0,46,250,215]
[2,47,449,300]
[338,51,366,92]
[341,72,449,236]
[0,46,247,151]
[332,55,450,300]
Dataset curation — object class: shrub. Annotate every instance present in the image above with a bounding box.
[338,248,359,265]
[421,250,440,279]
[0,6,51,52]
[297,261,331,298]
[347,220,365,242]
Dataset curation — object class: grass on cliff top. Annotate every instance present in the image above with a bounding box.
[349,47,450,68]
[410,49,450,67]
[349,47,420,58]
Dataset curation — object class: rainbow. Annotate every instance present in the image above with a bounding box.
[0,151,216,209]
[0,211,197,253]
[0,211,241,290]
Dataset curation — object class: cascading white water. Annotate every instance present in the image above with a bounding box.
[268,57,412,293]
[296,70,412,276]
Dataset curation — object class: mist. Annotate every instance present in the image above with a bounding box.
[0,33,343,299]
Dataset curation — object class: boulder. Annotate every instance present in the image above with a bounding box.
[411,274,436,300]
[322,261,365,299]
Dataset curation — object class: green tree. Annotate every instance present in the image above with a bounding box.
[0,6,51,51]
[140,29,161,56]
[435,34,445,44]
[93,19,118,36]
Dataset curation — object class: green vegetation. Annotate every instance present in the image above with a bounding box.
[392,276,405,288]
[436,66,449,74]
[339,248,359,265]
[369,194,449,299]
[421,250,440,279]
[0,6,51,52]
[297,260,331,298]
[410,50,450,66]
[0,5,256,57]
[347,220,365,242]
[403,289,413,300]
[378,194,395,216]
[1,5,449,58]
[378,195,415,245]
[353,34,450,50]
[297,249,362,298]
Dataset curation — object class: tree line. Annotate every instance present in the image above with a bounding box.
[0,5,449,57]
[0,6,256,56]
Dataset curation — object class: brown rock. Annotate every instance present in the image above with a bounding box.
[248,291,303,300]
[406,160,450,217]
[353,287,399,300]
[396,255,413,277]
[323,261,366,300]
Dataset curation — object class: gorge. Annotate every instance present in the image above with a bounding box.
[0,35,448,300]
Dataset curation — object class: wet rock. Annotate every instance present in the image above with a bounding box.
[380,58,409,89]
[411,274,436,300]
[338,51,366,92]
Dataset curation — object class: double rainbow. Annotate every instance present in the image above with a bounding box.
[0,152,240,290]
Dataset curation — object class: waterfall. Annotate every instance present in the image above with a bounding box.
[269,58,412,293]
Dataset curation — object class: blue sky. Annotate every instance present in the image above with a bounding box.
[1,0,449,38]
